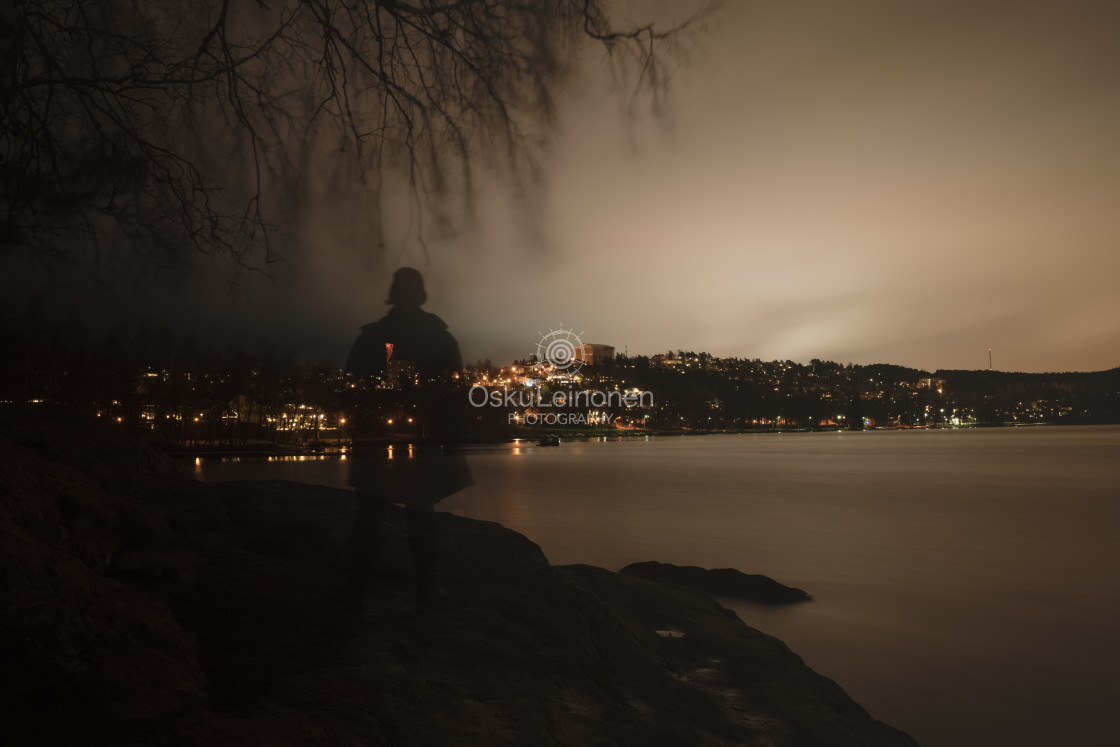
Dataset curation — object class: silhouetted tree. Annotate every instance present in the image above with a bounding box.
[3,1,699,272]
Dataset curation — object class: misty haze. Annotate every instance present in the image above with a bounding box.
[3,2,1119,746]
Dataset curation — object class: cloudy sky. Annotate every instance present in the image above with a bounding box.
[430,0,1119,374]
[9,0,1120,373]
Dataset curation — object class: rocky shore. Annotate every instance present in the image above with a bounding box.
[620,562,813,604]
[0,408,917,746]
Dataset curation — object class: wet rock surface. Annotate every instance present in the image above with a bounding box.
[1,408,917,746]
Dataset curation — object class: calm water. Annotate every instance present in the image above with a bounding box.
[192,426,1120,747]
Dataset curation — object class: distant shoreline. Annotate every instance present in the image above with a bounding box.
[164,420,1112,458]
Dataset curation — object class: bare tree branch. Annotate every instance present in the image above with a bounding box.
[0,0,702,277]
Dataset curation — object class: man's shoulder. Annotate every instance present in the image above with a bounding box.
[359,316,391,334]
[419,311,450,331]
[355,308,457,355]
[388,307,448,330]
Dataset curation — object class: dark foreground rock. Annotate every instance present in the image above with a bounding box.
[621,561,813,604]
[1,407,917,746]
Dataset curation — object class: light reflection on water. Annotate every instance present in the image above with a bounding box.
[191,426,1120,747]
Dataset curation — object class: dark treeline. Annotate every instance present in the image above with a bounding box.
[1,299,341,447]
[589,353,1120,430]
[4,302,1119,444]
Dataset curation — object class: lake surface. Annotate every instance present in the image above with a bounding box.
[191,426,1120,747]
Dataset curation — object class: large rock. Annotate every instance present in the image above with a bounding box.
[0,407,220,745]
[0,407,917,746]
[620,560,813,603]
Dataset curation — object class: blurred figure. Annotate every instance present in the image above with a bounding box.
[342,267,472,610]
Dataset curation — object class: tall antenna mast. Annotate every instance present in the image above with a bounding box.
[988,348,992,371]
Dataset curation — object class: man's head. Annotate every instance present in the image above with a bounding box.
[387,267,427,306]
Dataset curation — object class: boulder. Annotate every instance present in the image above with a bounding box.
[620,561,812,603]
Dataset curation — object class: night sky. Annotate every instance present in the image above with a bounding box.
[6,0,1119,373]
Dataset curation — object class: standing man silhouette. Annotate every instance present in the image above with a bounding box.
[343,267,471,610]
